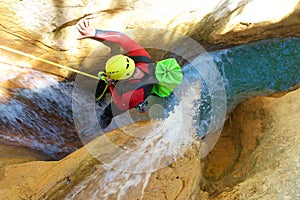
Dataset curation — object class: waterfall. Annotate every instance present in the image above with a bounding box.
[66,81,202,200]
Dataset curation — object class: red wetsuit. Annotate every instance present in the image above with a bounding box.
[93,30,156,128]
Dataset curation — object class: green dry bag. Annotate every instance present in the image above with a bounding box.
[151,58,183,97]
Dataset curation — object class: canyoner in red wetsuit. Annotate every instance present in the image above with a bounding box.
[76,19,158,129]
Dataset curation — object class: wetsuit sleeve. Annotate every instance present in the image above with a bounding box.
[93,30,150,57]
[108,85,144,111]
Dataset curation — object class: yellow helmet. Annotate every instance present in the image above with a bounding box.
[105,55,135,80]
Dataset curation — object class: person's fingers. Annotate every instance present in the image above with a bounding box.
[83,19,89,28]
[76,23,87,39]
[76,25,85,35]
[76,23,82,31]
[76,19,93,39]
[76,22,81,30]
[78,21,85,31]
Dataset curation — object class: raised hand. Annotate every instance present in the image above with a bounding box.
[76,19,96,40]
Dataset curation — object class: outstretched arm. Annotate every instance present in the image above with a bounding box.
[76,19,150,57]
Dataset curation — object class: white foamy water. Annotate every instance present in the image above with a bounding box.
[66,81,201,200]
[0,57,59,89]
[0,58,78,159]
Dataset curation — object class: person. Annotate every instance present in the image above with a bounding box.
[76,19,157,129]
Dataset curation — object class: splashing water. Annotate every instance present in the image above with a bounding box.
[1,37,298,161]
[0,59,80,159]
[66,81,201,200]
[0,37,297,200]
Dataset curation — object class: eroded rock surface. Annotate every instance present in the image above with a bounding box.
[1,0,299,103]
[1,88,299,200]
[0,121,205,200]
[0,0,299,76]
[0,0,299,199]
[203,88,300,200]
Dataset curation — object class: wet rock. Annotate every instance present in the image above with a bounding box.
[143,146,206,200]
[0,122,206,199]
[202,88,300,200]
[0,0,299,199]
[1,88,299,199]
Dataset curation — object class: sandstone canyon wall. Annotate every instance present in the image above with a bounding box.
[0,0,299,199]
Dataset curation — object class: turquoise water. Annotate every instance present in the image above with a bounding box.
[0,37,299,158]
[213,37,300,110]
[184,37,300,137]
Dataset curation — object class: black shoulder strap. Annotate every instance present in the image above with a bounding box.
[129,56,154,64]
[130,55,156,75]
[115,75,158,94]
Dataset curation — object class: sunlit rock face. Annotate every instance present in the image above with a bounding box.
[0,0,299,199]
[0,0,299,101]
[205,0,300,46]
[202,88,300,200]
[0,0,299,77]
[3,0,297,120]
